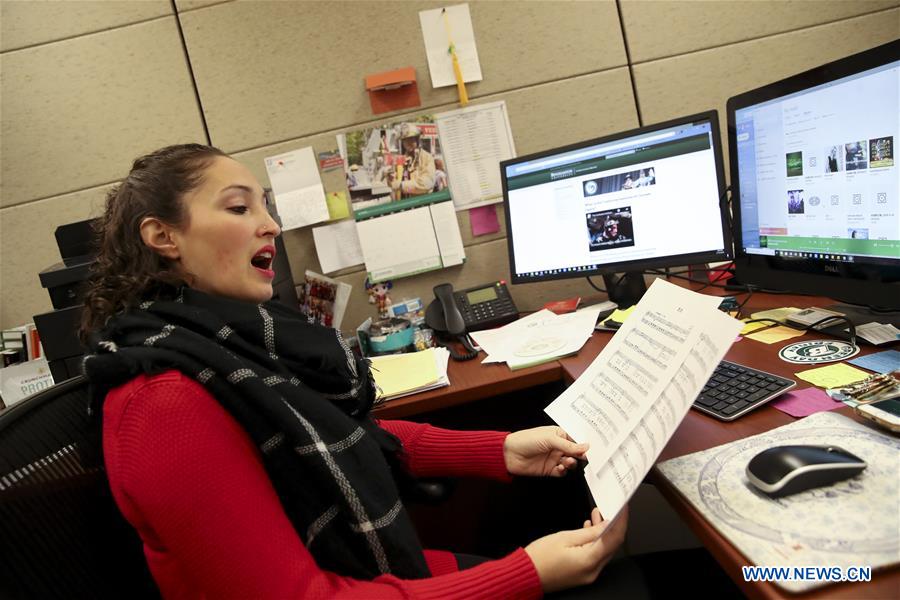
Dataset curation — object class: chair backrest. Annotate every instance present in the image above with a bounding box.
[0,375,159,600]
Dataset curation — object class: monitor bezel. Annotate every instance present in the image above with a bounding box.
[500,110,732,285]
[726,39,900,309]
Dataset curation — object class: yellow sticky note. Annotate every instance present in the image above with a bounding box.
[370,349,438,397]
[739,320,769,335]
[608,306,636,324]
[745,325,805,344]
[796,363,870,389]
[750,307,802,322]
[326,191,350,220]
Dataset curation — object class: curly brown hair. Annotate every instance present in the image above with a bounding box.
[79,143,227,341]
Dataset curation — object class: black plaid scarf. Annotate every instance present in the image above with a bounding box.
[84,288,430,580]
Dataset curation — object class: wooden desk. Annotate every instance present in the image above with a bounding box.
[373,354,561,419]
[559,291,899,600]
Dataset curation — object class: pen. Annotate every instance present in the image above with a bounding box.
[441,8,469,106]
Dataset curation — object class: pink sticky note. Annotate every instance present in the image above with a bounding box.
[470,205,500,236]
[770,387,842,418]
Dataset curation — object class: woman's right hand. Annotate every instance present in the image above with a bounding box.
[524,506,628,594]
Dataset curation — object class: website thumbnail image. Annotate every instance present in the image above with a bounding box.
[785,135,893,177]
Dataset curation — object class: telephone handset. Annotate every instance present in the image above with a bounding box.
[425,281,519,361]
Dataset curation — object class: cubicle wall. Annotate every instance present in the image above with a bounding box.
[2,0,897,330]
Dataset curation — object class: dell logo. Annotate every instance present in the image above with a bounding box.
[824,264,839,273]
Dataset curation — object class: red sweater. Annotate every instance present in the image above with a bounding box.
[103,370,542,599]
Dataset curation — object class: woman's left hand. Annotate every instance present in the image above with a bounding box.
[503,426,588,477]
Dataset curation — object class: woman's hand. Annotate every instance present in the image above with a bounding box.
[525,506,628,594]
[503,426,588,477]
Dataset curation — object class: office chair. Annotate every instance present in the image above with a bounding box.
[0,375,159,600]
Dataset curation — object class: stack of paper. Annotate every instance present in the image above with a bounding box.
[369,347,450,402]
[545,280,743,520]
[470,306,605,370]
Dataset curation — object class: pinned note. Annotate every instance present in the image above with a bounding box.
[326,191,350,220]
[264,147,329,230]
[312,220,364,274]
[795,363,870,388]
[470,205,500,236]
[419,4,482,89]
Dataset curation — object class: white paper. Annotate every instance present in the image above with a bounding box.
[469,306,602,369]
[356,206,443,283]
[0,358,54,407]
[419,4,483,88]
[312,220,364,274]
[854,322,900,345]
[506,306,604,370]
[429,200,466,266]
[434,101,516,210]
[470,309,557,364]
[264,147,329,230]
[589,310,741,519]
[545,281,741,519]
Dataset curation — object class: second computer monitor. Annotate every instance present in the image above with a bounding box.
[500,111,731,305]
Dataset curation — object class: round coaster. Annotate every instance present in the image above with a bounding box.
[778,340,859,364]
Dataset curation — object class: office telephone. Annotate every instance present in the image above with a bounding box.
[425,281,519,361]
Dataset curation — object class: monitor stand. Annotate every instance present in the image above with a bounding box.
[602,272,647,308]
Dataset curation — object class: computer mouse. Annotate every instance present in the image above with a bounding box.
[746,445,866,498]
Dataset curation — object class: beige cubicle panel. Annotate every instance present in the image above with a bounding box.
[0,17,207,208]
[0,186,111,329]
[620,0,899,63]
[178,0,626,153]
[0,0,171,52]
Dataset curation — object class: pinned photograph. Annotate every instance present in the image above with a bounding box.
[337,117,449,213]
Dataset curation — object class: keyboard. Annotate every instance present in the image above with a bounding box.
[693,360,796,421]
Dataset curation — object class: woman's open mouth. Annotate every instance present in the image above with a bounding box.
[251,245,276,276]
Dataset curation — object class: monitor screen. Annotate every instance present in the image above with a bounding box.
[728,40,900,310]
[500,112,730,285]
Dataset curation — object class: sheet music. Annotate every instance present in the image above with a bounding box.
[587,314,740,519]
[546,279,740,519]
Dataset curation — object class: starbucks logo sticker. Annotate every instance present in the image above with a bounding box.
[778,340,859,364]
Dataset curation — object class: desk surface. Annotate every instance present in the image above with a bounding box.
[558,290,898,600]
[373,283,898,598]
[373,355,561,419]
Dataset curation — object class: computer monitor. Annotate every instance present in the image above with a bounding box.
[500,111,731,306]
[728,39,900,314]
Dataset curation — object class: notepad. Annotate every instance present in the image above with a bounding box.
[745,325,804,344]
[369,348,450,401]
[795,363,870,388]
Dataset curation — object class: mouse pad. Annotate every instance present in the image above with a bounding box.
[657,412,899,592]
